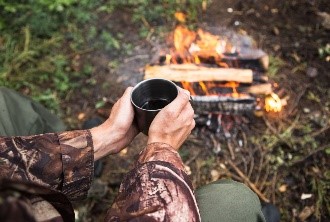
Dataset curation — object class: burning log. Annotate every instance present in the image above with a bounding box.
[157,49,269,71]
[144,64,253,83]
[191,95,256,114]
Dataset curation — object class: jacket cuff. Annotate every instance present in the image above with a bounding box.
[58,130,94,200]
[137,142,185,172]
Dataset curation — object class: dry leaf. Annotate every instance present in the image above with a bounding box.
[298,206,315,221]
[278,184,287,192]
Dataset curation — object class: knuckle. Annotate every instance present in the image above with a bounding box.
[167,108,178,118]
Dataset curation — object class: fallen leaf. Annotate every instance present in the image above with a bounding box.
[119,148,128,156]
[278,184,287,192]
[298,206,315,221]
[184,164,192,175]
[78,112,86,120]
[301,193,313,200]
[273,27,280,35]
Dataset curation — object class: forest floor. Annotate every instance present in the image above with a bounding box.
[64,1,329,221]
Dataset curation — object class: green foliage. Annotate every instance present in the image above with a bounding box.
[268,56,285,80]
[0,0,100,113]
[101,31,121,50]
[312,177,330,219]
[0,0,207,113]
[107,0,209,34]
[318,43,330,61]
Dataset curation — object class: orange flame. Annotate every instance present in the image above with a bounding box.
[224,82,240,98]
[168,25,241,98]
[265,93,282,112]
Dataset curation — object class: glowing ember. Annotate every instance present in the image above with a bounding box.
[265,93,282,112]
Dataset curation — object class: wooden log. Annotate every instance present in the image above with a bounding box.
[158,49,269,71]
[144,64,253,83]
[239,83,272,95]
[191,95,256,114]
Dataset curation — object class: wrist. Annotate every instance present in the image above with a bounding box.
[90,124,123,160]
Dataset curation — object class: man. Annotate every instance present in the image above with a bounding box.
[0,86,267,221]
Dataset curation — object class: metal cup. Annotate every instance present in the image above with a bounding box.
[131,78,178,135]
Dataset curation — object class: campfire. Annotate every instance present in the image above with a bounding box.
[144,26,283,115]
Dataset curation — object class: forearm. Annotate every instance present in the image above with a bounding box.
[106,143,201,221]
[0,130,94,200]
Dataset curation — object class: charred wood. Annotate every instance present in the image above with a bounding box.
[157,49,269,71]
[191,95,256,114]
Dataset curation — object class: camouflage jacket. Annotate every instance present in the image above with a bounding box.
[0,130,200,222]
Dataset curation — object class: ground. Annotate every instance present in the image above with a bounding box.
[60,1,329,221]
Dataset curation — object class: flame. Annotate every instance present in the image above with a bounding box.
[168,26,242,98]
[224,82,240,98]
[174,12,186,23]
[170,26,237,64]
[265,93,282,112]
[198,82,209,95]
[173,26,196,59]
[181,81,196,96]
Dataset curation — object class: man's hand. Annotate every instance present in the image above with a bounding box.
[90,87,139,160]
[147,89,195,150]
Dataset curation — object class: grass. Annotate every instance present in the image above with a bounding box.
[0,0,206,114]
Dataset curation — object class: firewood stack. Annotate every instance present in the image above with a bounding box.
[144,26,273,115]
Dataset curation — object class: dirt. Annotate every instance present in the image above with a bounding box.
[67,0,330,221]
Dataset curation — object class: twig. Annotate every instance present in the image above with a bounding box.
[184,149,202,166]
[310,124,330,137]
[291,144,328,166]
[259,164,270,192]
[227,140,236,160]
[287,84,310,115]
[68,48,95,58]
[124,54,149,63]
[271,172,278,203]
[247,154,255,179]
[254,145,265,184]
[228,160,270,203]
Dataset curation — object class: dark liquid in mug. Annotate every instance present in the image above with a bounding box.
[141,99,170,110]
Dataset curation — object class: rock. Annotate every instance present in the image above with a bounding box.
[306,67,318,78]
[210,169,220,181]
[318,12,330,30]
[303,107,311,113]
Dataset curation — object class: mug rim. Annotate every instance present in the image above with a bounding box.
[130,78,178,111]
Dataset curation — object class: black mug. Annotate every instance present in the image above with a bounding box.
[131,78,178,135]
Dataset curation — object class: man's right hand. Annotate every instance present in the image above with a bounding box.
[147,88,195,150]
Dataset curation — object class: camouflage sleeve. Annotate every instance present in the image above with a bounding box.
[0,130,94,201]
[106,142,201,222]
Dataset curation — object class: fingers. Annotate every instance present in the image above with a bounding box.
[117,87,134,110]
[163,88,190,116]
[180,100,195,129]
[121,86,134,102]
